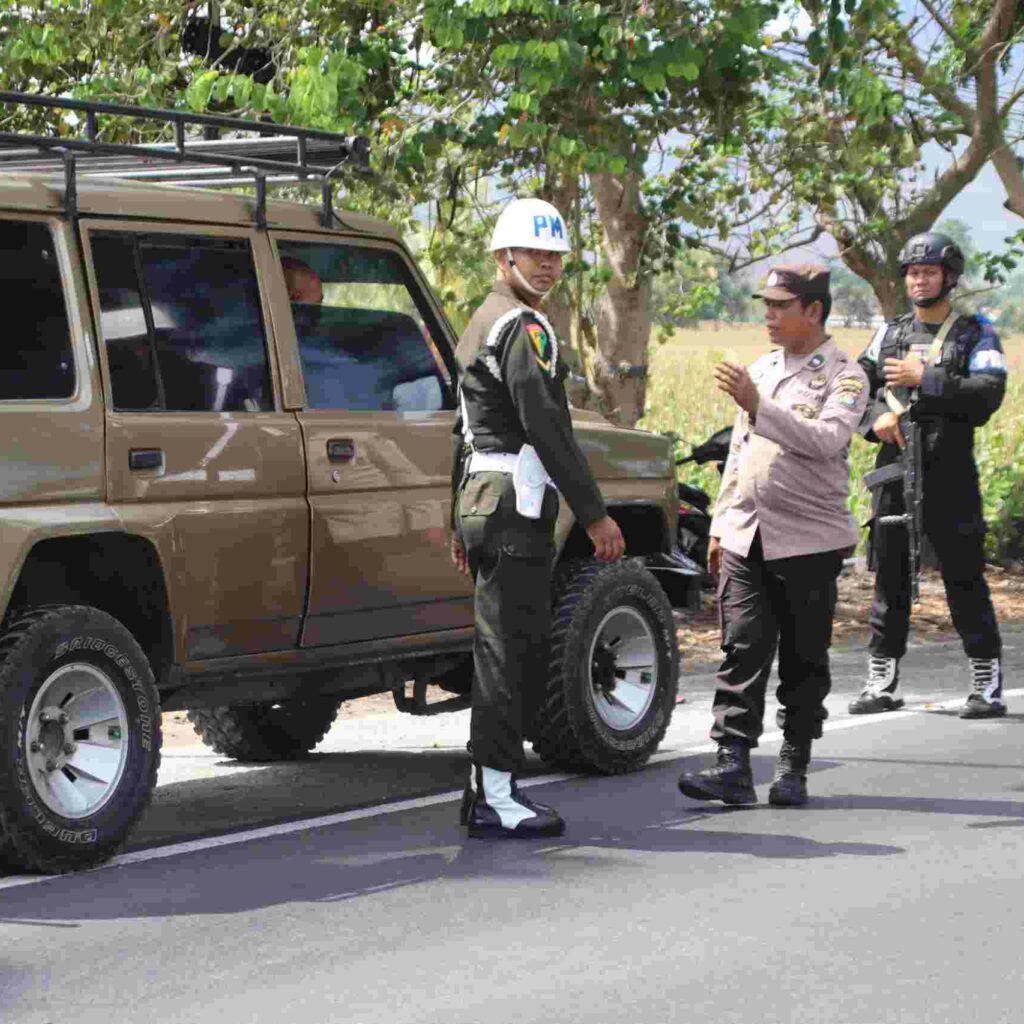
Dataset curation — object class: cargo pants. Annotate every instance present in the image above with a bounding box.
[456,470,558,773]
[868,470,1001,660]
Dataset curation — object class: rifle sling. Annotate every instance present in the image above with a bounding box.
[864,463,903,490]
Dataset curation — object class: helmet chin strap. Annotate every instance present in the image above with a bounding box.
[506,248,551,300]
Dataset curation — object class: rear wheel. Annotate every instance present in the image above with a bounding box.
[187,696,340,761]
[0,605,160,873]
[532,560,679,774]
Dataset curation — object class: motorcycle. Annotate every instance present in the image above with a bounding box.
[675,426,732,585]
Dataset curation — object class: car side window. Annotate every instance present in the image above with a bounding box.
[91,232,272,413]
[0,220,75,401]
[278,241,453,413]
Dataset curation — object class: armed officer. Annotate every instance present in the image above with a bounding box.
[451,198,625,839]
[849,232,1008,718]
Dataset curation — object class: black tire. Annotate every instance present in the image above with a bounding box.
[533,559,679,774]
[0,605,161,874]
[187,696,340,761]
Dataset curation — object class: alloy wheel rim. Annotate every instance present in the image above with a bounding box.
[24,662,129,819]
[587,606,658,731]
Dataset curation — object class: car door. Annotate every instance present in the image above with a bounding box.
[81,223,309,661]
[269,232,473,647]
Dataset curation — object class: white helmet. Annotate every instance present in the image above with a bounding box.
[489,198,571,253]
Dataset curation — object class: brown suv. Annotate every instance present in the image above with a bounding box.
[0,95,692,873]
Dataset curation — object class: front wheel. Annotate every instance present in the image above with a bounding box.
[532,560,680,774]
[0,606,161,873]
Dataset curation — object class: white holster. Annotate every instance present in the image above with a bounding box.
[512,444,552,519]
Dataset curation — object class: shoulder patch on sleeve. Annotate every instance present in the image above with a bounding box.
[965,316,1006,375]
[521,311,560,378]
[835,374,866,395]
[968,349,1008,374]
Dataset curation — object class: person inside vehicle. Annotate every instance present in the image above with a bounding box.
[281,256,324,305]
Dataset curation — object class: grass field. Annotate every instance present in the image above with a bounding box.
[638,323,1024,562]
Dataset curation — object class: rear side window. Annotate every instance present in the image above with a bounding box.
[277,241,452,413]
[90,232,272,412]
[0,220,74,400]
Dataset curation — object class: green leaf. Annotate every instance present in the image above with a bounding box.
[186,70,220,112]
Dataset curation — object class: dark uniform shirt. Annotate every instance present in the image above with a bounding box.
[452,280,606,528]
[858,312,1007,478]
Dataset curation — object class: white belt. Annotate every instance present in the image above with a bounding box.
[468,451,519,474]
[467,446,554,519]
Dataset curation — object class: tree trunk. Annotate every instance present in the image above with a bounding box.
[817,210,906,319]
[849,259,905,319]
[590,169,651,427]
[539,174,588,407]
[991,141,1024,220]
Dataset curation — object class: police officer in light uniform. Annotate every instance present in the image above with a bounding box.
[849,232,1008,718]
[451,198,625,838]
[678,265,868,807]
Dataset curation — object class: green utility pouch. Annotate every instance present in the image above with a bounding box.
[458,473,504,518]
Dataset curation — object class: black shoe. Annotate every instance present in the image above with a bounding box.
[768,738,811,807]
[960,659,1007,719]
[465,765,565,838]
[678,739,756,805]
[848,656,903,714]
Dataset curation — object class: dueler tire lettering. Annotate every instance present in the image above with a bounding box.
[0,606,161,874]
[532,559,680,774]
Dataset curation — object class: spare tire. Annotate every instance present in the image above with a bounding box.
[533,559,679,774]
[187,696,340,761]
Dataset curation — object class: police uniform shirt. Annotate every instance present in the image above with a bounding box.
[711,337,869,560]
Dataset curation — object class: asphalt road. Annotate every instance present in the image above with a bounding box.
[2,631,1023,1024]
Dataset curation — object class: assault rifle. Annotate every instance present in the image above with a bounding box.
[864,410,923,603]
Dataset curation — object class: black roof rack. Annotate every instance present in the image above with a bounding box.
[0,91,371,227]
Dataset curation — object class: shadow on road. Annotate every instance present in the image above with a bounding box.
[0,760,906,925]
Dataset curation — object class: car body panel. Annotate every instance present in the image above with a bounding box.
[0,174,678,681]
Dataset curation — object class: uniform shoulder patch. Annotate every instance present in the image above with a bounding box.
[835,374,865,393]
[520,312,559,378]
[525,319,552,371]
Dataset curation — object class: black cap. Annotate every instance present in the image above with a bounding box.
[753,263,831,302]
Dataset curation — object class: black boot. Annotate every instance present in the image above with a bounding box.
[768,738,811,807]
[465,765,565,839]
[677,739,756,805]
[960,658,1007,719]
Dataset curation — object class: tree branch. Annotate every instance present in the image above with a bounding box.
[918,0,970,51]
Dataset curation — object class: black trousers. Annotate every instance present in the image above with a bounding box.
[457,472,557,774]
[710,533,844,747]
[868,477,1001,661]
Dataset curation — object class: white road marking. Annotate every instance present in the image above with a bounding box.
[1,688,1019,892]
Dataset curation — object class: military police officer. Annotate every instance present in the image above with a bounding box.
[678,265,868,807]
[451,198,625,839]
[849,232,1008,718]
